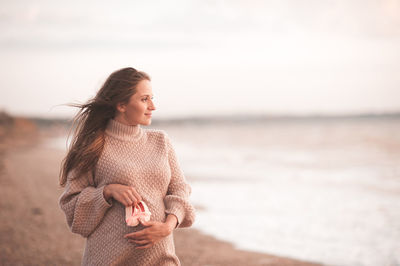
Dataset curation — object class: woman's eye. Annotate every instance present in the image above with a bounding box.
[142,97,153,102]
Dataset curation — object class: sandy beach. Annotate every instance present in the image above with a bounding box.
[0,127,320,265]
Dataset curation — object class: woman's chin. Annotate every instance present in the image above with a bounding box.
[141,119,152,126]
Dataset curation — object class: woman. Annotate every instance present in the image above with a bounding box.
[59,67,195,265]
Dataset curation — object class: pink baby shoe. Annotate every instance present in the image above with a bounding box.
[125,201,152,226]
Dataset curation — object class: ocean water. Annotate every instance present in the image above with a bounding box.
[50,117,400,266]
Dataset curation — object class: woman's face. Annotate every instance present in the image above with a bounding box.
[114,79,156,126]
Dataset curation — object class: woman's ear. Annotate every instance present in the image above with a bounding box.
[116,102,126,113]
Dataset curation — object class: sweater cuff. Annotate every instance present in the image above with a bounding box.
[96,185,113,208]
[165,204,185,228]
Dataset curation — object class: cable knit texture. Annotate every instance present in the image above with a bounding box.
[59,119,195,266]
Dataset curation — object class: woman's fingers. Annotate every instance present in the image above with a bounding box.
[124,222,170,249]
[111,185,142,207]
[125,230,146,240]
[127,238,153,249]
[125,198,133,207]
[108,184,140,206]
[123,187,141,207]
[130,187,142,203]
[130,239,148,245]
[135,243,153,249]
[125,190,138,206]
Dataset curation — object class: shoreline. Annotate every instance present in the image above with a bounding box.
[0,138,321,265]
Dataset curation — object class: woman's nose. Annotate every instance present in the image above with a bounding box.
[148,100,156,110]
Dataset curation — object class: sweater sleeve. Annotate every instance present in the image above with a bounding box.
[58,169,112,238]
[163,133,196,228]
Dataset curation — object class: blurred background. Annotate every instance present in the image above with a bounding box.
[0,0,399,265]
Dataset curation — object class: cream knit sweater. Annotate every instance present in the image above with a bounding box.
[59,119,195,266]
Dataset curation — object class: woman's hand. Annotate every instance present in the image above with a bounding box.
[103,184,142,207]
[124,215,178,249]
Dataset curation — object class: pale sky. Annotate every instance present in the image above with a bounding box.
[1,0,400,118]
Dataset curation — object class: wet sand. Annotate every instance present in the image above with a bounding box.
[0,139,320,265]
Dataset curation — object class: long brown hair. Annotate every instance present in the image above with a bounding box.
[59,67,150,187]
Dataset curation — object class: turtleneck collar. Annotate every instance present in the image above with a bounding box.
[105,119,144,142]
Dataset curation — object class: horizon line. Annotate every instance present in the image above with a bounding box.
[13,111,400,125]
